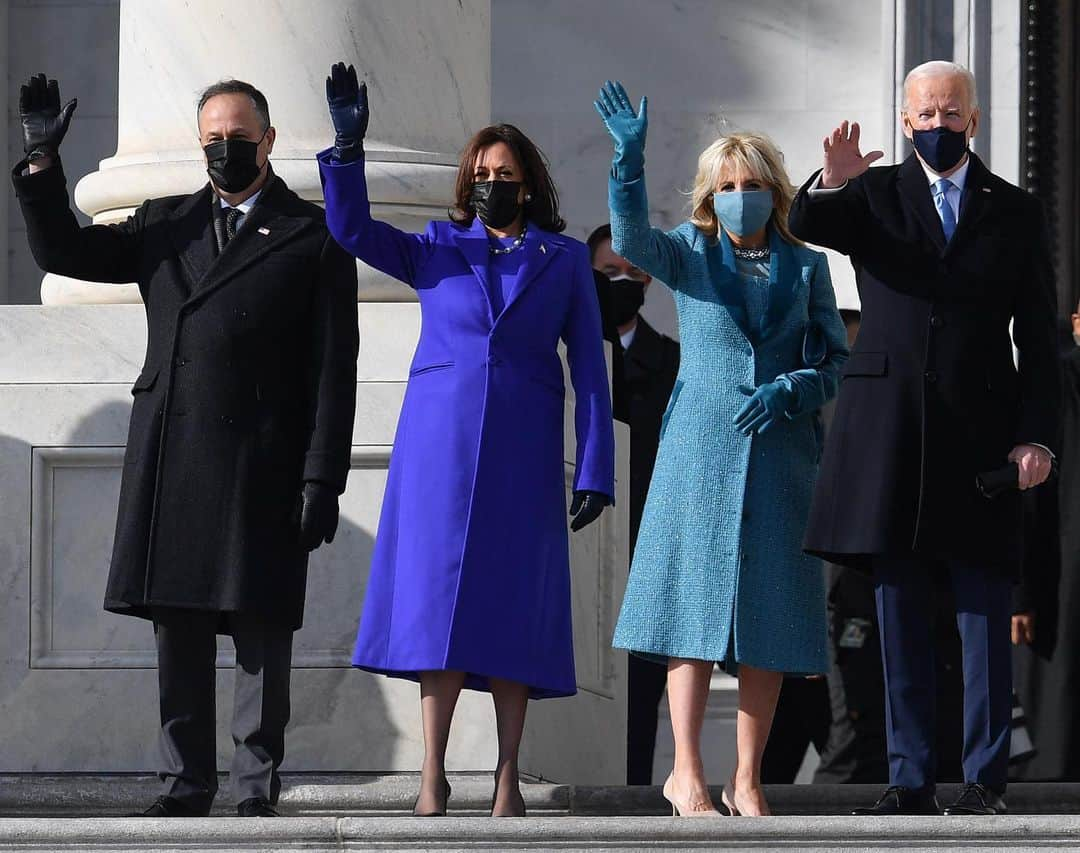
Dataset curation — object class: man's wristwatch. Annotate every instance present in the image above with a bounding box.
[26,148,53,163]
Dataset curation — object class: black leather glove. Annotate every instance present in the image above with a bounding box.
[569,490,610,532]
[299,481,340,552]
[20,73,77,159]
[325,62,368,163]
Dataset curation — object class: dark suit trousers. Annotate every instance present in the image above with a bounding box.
[152,607,293,812]
[627,654,668,784]
[873,555,1012,792]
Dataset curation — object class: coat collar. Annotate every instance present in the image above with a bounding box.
[897,152,994,256]
[169,172,310,306]
[705,224,801,342]
[449,216,563,325]
[623,316,666,376]
[898,153,948,253]
[945,152,992,254]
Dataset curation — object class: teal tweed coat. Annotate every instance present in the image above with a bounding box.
[609,173,848,674]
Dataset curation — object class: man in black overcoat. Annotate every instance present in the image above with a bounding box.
[13,75,359,817]
[789,61,1059,816]
[589,224,680,785]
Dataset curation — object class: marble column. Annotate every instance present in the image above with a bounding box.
[42,0,490,304]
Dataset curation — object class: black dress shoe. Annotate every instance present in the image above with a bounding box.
[127,795,206,817]
[943,783,1007,815]
[852,786,941,816]
[237,796,279,817]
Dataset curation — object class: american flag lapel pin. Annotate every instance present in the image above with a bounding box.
[982,187,992,193]
[258,226,271,235]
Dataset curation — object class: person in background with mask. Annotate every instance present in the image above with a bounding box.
[318,63,614,818]
[12,75,358,817]
[789,60,1059,817]
[595,80,848,817]
[587,223,679,786]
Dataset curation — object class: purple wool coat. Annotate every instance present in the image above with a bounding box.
[318,151,615,698]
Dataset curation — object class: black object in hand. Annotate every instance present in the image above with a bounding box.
[20,73,77,158]
[299,481,340,551]
[976,457,1059,499]
[569,490,609,532]
[976,463,1019,499]
[325,62,368,163]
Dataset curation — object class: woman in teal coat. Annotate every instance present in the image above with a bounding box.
[596,82,848,817]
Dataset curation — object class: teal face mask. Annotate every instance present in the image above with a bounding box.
[712,190,774,238]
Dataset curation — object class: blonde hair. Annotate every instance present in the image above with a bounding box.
[689,131,803,247]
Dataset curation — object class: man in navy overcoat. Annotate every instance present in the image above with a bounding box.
[789,60,1059,816]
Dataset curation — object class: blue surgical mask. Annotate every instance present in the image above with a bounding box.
[712,190,774,238]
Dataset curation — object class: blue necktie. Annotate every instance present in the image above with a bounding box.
[933,178,956,242]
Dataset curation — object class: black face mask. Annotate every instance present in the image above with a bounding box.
[911,119,971,173]
[470,180,523,229]
[608,275,645,326]
[204,132,266,194]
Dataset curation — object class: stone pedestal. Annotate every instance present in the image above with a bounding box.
[42,0,491,305]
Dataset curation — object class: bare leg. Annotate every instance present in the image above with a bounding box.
[416,670,466,815]
[730,663,783,816]
[664,658,719,814]
[489,676,529,817]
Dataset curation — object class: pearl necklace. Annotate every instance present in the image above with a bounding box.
[489,224,527,255]
[733,245,770,260]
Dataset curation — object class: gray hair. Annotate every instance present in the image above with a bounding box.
[196,79,271,132]
[902,61,978,110]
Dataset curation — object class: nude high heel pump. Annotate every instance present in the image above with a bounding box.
[662,774,722,817]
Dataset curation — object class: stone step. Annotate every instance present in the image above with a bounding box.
[3,815,1080,852]
[2,774,1079,818]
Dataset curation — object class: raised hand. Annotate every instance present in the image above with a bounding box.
[569,490,609,532]
[20,73,77,159]
[594,80,648,182]
[325,62,368,163]
[821,121,883,188]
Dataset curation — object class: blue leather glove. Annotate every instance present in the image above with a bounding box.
[325,62,368,163]
[593,80,648,183]
[570,490,610,532]
[733,380,795,435]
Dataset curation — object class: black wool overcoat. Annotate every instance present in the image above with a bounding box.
[621,317,680,551]
[788,153,1059,577]
[13,161,359,629]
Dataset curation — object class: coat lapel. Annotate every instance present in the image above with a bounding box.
[166,184,217,293]
[761,226,800,340]
[704,229,752,339]
[182,177,307,307]
[450,217,497,325]
[946,153,992,255]
[898,154,947,254]
[499,226,560,321]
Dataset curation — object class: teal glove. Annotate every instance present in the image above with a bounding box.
[593,80,648,183]
[733,380,795,435]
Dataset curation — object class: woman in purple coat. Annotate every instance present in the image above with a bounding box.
[318,64,615,817]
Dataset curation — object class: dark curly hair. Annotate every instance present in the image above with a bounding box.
[449,123,565,233]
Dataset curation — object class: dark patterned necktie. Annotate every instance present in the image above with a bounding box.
[224,207,243,242]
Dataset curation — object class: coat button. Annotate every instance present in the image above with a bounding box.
[924,370,938,383]
[930,314,944,329]
[175,357,188,367]
[220,415,233,425]
[489,356,501,366]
